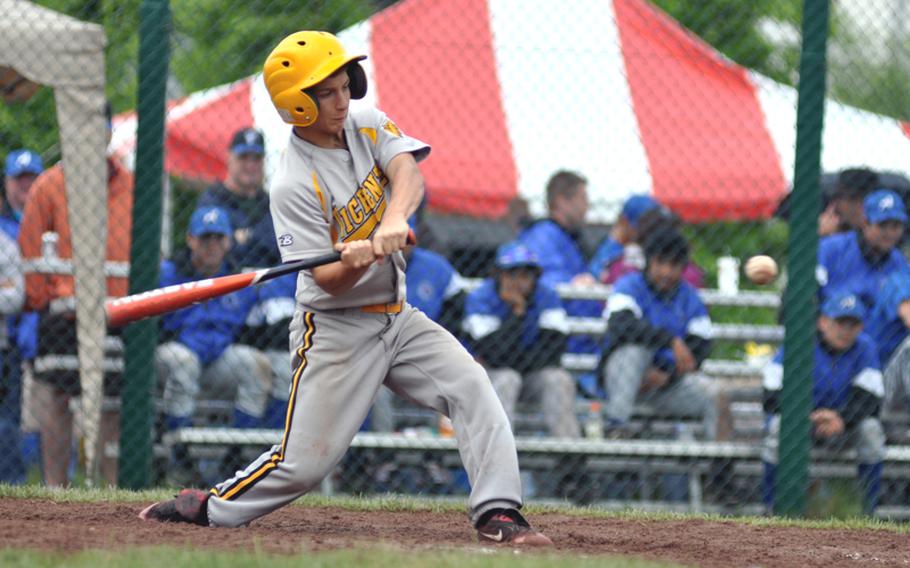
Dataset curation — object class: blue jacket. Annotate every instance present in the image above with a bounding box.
[0,201,36,359]
[517,219,601,354]
[587,237,624,280]
[763,333,883,427]
[817,231,908,315]
[160,250,259,365]
[604,272,713,381]
[198,183,281,269]
[867,270,910,365]
[244,272,297,351]
[463,277,568,373]
[406,247,461,322]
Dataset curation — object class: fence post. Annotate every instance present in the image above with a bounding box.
[118,0,170,489]
[776,0,830,516]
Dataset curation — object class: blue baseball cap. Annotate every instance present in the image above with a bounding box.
[621,194,660,228]
[863,189,907,224]
[495,242,540,271]
[821,292,866,321]
[230,127,265,155]
[4,149,43,177]
[188,206,232,237]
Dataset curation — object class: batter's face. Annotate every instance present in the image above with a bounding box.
[309,69,352,140]
[862,219,904,253]
[818,315,862,351]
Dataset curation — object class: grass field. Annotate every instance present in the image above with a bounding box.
[1,485,908,567]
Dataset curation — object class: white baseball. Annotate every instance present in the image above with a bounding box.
[744,255,779,285]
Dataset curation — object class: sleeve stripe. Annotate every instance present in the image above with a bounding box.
[606,293,642,318]
[686,315,713,339]
[463,314,501,340]
[853,368,885,398]
[763,362,783,391]
[539,307,569,334]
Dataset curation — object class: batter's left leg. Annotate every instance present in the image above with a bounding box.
[383,305,522,525]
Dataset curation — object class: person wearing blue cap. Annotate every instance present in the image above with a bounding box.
[462,242,579,439]
[587,194,660,281]
[0,149,42,484]
[866,268,910,423]
[817,189,909,315]
[3,150,43,235]
[155,206,272,483]
[198,127,281,270]
[600,229,717,442]
[762,291,885,515]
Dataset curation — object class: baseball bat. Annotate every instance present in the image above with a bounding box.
[107,230,415,327]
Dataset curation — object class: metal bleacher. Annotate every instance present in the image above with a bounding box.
[162,281,910,518]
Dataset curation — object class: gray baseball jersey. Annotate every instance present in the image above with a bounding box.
[206,107,524,530]
[270,107,429,311]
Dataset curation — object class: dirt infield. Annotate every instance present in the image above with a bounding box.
[0,498,908,566]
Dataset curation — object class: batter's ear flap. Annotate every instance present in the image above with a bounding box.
[347,62,367,99]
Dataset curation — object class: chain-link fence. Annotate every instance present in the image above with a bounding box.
[2,0,910,520]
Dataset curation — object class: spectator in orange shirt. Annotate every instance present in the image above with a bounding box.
[18,105,134,486]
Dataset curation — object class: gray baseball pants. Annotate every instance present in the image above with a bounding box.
[207,304,522,527]
[602,344,718,440]
[762,414,886,465]
[155,342,272,419]
[486,367,580,438]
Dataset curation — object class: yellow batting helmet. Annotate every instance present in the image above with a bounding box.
[263,31,367,127]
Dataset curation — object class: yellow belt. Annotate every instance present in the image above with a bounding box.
[360,301,403,314]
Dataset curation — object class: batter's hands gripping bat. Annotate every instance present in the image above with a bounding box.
[107,230,415,327]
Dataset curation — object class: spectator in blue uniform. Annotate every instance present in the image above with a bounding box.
[517,170,600,357]
[866,269,910,420]
[243,272,297,429]
[817,189,908,312]
[156,206,271,433]
[761,292,885,515]
[463,242,579,438]
[0,149,41,483]
[600,229,717,439]
[588,194,659,283]
[197,128,281,269]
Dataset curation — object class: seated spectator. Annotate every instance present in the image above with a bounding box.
[0,149,40,484]
[371,244,468,433]
[817,189,908,312]
[243,272,297,429]
[762,292,885,515]
[600,229,717,439]
[0,230,24,482]
[588,194,659,282]
[517,170,601,356]
[866,269,910,418]
[156,206,271,435]
[589,197,705,288]
[198,127,281,269]
[463,242,579,438]
[819,168,880,237]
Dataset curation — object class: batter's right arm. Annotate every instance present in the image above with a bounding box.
[311,240,376,296]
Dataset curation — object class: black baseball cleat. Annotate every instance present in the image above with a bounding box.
[139,488,210,525]
[475,508,553,546]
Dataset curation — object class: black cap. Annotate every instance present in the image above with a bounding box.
[643,227,689,265]
[230,127,265,155]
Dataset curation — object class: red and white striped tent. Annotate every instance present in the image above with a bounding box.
[112,0,910,223]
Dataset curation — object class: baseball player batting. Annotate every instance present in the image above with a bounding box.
[139,30,552,546]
